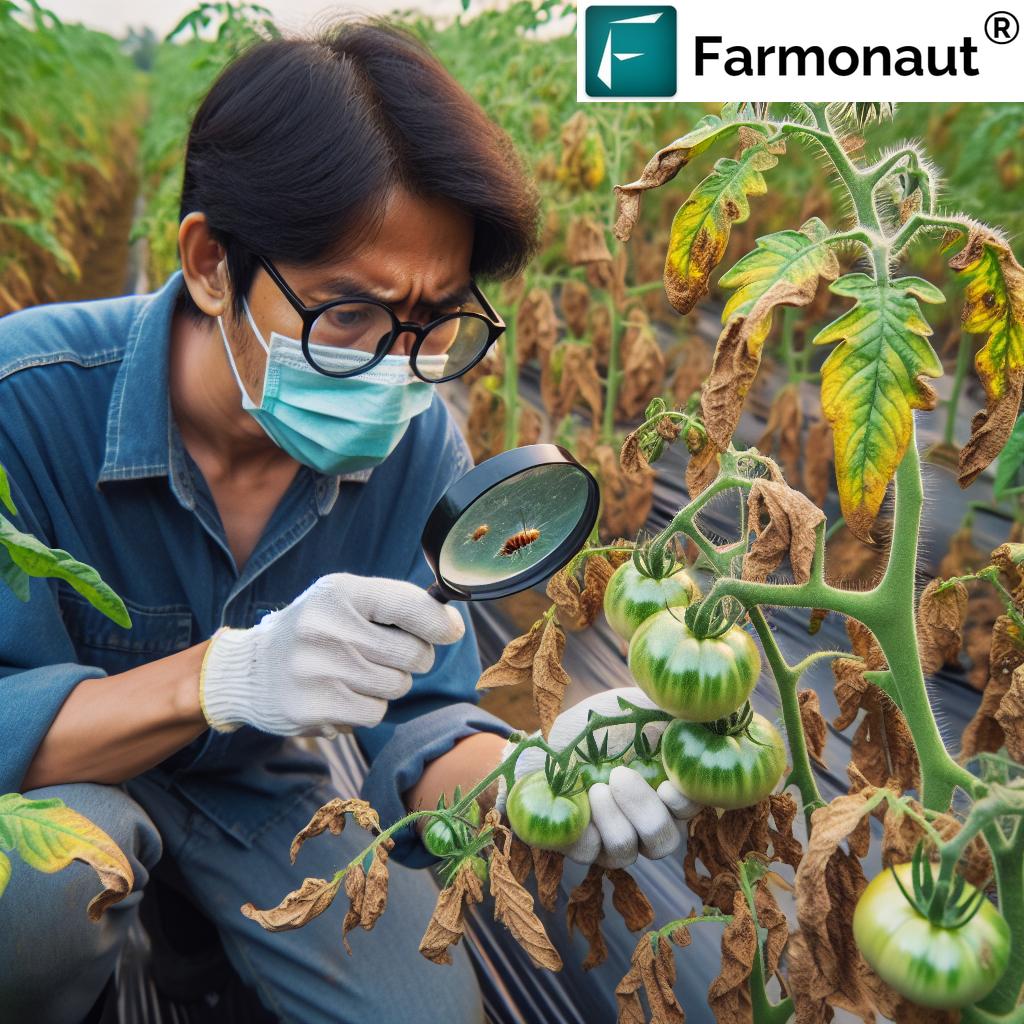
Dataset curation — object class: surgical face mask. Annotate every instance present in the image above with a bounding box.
[215,300,444,475]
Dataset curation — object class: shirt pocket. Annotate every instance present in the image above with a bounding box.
[59,591,195,675]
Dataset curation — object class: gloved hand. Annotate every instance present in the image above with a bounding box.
[496,687,701,868]
[199,573,465,738]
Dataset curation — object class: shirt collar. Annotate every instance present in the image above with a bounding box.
[96,270,373,492]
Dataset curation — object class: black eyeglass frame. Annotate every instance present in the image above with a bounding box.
[256,254,506,382]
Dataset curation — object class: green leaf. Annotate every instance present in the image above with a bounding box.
[0,515,130,627]
[995,415,1024,500]
[663,141,780,316]
[0,544,30,602]
[0,850,10,901]
[0,464,18,516]
[813,274,944,539]
[718,217,840,355]
[613,112,756,244]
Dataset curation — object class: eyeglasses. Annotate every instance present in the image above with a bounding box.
[255,254,506,383]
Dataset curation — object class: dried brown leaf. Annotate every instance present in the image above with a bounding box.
[608,868,655,932]
[799,689,828,766]
[700,317,762,452]
[802,419,834,508]
[743,479,825,584]
[567,864,608,970]
[490,838,563,971]
[241,875,341,933]
[684,439,720,499]
[532,619,571,738]
[593,443,656,540]
[917,579,968,677]
[620,429,652,478]
[616,933,685,1024]
[517,287,558,367]
[290,798,380,863]
[707,888,757,1024]
[477,617,546,690]
[417,859,484,965]
[560,279,590,338]
[567,214,613,265]
[617,308,667,420]
[342,864,366,954]
[531,847,565,912]
[758,386,802,482]
[963,615,1024,757]
[996,661,1024,761]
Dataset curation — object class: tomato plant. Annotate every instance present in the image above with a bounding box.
[660,704,786,810]
[422,788,482,859]
[505,760,591,851]
[603,543,700,642]
[628,608,760,721]
[854,860,1010,1009]
[622,731,668,790]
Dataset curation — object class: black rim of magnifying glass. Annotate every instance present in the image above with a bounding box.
[421,444,600,601]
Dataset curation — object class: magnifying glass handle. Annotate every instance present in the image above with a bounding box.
[426,581,450,604]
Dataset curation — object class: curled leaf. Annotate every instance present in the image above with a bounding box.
[802,419,834,508]
[917,579,968,677]
[566,864,608,970]
[742,478,825,584]
[962,615,1024,758]
[798,688,828,767]
[418,859,484,965]
[290,798,380,864]
[476,617,546,691]
[996,661,1024,762]
[531,846,565,912]
[608,867,655,933]
[560,278,590,337]
[708,888,757,1024]
[567,214,613,266]
[241,875,341,933]
[615,933,685,1024]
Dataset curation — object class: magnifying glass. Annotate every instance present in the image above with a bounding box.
[421,444,600,602]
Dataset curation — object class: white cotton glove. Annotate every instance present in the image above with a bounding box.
[495,687,702,868]
[199,573,465,738]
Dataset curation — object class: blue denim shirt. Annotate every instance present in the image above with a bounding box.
[0,271,510,865]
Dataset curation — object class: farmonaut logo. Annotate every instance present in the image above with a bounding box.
[584,6,677,97]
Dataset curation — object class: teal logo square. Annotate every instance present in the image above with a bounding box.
[584,6,676,97]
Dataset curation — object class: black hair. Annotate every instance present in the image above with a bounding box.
[178,16,541,323]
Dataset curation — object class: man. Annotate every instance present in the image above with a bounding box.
[0,19,692,1024]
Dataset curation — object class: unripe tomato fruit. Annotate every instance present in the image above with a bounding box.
[506,771,590,850]
[626,754,668,790]
[854,863,1010,1009]
[660,713,785,810]
[423,799,481,858]
[628,610,759,721]
[604,561,700,643]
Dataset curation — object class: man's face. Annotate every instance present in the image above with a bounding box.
[235,188,476,396]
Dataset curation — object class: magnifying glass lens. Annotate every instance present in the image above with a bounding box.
[438,463,593,590]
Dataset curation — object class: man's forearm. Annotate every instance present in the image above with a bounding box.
[405,731,508,831]
[20,641,210,791]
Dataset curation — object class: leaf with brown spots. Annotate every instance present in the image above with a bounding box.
[917,579,968,677]
[418,859,484,965]
[489,835,562,971]
[799,689,828,766]
[613,113,754,243]
[241,875,341,933]
[290,798,381,863]
[476,617,546,691]
[532,619,571,738]
[743,479,825,584]
[566,864,608,970]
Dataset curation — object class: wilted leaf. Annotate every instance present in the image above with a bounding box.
[566,864,608,970]
[948,227,1024,486]
[341,864,366,953]
[614,113,753,243]
[663,144,780,316]
[685,439,720,499]
[814,274,944,540]
[546,556,614,630]
[962,615,1024,758]
[532,619,571,737]
[719,217,840,358]
[615,933,685,1024]
[758,386,803,483]
[557,112,606,193]
[608,868,655,932]
[743,478,825,584]
[560,278,590,337]
[567,215,612,266]
[290,798,381,863]
[617,310,667,420]
[241,874,341,933]
[996,661,1024,761]
[593,443,656,540]
[418,859,484,965]
[517,288,558,368]
[0,793,134,921]
[531,846,565,912]
[803,419,834,508]
[541,342,604,427]
[799,689,828,766]
[917,579,968,677]
[670,335,709,406]
[477,617,546,690]
[509,832,533,884]
[708,888,757,1024]
[700,317,763,451]
[490,837,562,971]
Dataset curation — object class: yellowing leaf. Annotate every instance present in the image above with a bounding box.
[813,274,944,540]
[719,217,840,354]
[0,850,11,900]
[0,793,133,920]
[613,113,755,243]
[663,145,780,315]
[947,227,1024,486]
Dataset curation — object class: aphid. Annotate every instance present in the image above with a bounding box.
[471,524,489,541]
[499,527,541,557]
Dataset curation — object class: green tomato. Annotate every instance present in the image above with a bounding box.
[854,863,1010,1009]
[661,713,785,810]
[423,800,481,858]
[578,759,621,788]
[465,855,489,886]
[627,754,668,790]
[506,770,590,850]
[603,561,700,643]
[628,609,760,721]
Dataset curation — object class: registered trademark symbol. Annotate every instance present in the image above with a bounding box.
[985,10,1019,43]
